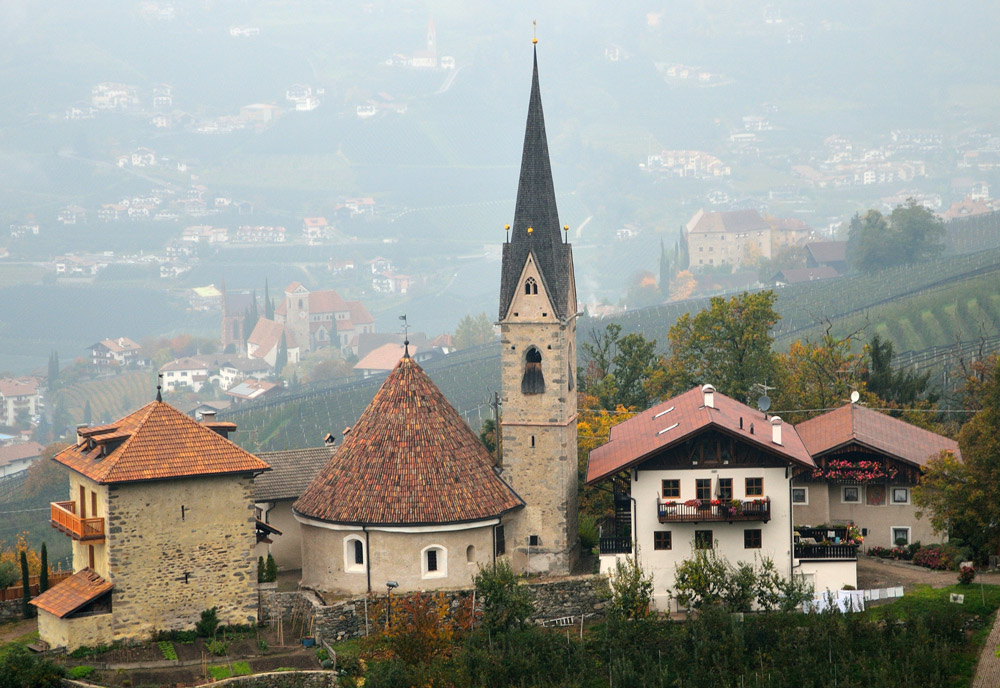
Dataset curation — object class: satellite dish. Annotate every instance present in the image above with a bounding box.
[850,390,860,404]
[757,395,771,412]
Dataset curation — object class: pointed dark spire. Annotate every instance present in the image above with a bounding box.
[499,46,573,320]
[156,374,163,402]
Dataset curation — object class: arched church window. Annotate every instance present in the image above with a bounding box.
[522,347,544,395]
[344,536,365,573]
[524,277,538,295]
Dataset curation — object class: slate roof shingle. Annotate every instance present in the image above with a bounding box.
[587,386,815,485]
[796,403,960,467]
[499,47,574,321]
[30,568,112,618]
[294,355,523,526]
[54,401,271,484]
[254,446,336,502]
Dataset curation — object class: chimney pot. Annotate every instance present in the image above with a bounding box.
[701,383,716,409]
[770,416,783,445]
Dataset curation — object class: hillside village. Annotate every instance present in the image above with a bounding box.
[3,5,1000,688]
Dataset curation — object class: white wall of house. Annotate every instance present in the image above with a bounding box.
[795,559,857,595]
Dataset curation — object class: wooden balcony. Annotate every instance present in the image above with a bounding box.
[657,498,771,524]
[50,501,105,543]
[599,536,633,555]
[794,543,857,561]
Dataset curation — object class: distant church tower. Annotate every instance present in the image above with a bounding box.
[498,45,579,575]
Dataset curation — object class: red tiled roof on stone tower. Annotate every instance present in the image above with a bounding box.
[294,354,523,526]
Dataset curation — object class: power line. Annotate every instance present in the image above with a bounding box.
[772,406,977,414]
[0,507,51,515]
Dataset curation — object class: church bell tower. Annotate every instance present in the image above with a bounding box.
[498,44,579,575]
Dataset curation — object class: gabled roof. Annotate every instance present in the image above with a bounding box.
[309,290,349,313]
[247,318,293,358]
[254,445,335,502]
[499,47,574,321]
[54,401,270,484]
[354,343,413,372]
[0,441,43,468]
[804,241,847,264]
[587,386,814,484]
[347,300,374,324]
[796,404,960,467]
[0,378,38,397]
[772,266,839,284]
[686,209,770,235]
[294,355,523,526]
[31,568,112,618]
[226,379,278,400]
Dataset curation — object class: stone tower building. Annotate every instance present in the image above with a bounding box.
[498,46,579,575]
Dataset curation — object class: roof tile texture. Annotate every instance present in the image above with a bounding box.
[254,446,335,502]
[294,356,522,526]
[587,386,815,484]
[55,401,270,484]
[796,404,960,466]
[30,568,112,618]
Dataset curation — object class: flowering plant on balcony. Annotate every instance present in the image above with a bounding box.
[845,525,864,545]
[812,459,897,483]
[683,499,702,508]
[709,499,721,506]
[661,500,677,507]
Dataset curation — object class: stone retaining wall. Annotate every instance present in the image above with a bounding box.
[61,672,336,688]
[0,598,25,624]
[264,574,607,643]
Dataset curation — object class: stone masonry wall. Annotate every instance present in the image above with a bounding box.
[264,575,607,643]
[0,598,23,624]
[108,474,258,641]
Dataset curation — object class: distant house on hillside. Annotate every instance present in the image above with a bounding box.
[771,266,838,287]
[0,378,41,427]
[804,241,848,274]
[89,337,147,373]
[0,441,44,477]
[686,209,772,269]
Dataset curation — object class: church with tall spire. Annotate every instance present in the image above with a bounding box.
[498,43,579,575]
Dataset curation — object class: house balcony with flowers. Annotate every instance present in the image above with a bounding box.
[657,497,771,524]
[793,525,862,560]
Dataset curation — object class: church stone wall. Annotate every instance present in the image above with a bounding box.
[107,474,257,641]
[298,520,502,595]
[500,317,578,575]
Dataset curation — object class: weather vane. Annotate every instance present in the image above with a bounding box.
[533,21,538,44]
[399,314,409,344]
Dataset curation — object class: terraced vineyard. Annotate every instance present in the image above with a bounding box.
[53,370,158,426]
[222,343,501,452]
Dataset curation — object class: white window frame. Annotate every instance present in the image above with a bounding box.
[841,486,861,504]
[791,487,808,505]
[891,487,910,505]
[421,544,447,580]
[343,535,365,574]
[891,526,911,546]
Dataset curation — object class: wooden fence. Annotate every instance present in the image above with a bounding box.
[0,571,73,601]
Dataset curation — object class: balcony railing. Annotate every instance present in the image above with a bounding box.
[794,543,858,560]
[657,498,771,524]
[50,501,105,543]
[599,536,633,555]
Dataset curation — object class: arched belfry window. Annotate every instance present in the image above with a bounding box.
[524,277,538,295]
[522,347,545,394]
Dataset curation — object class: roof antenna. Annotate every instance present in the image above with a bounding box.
[156,373,163,402]
[399,314,410,357]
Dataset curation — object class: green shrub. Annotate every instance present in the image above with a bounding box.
[257,555,265,583]
[605,551,654,620]
[231,661,252,676]
[473,558,533,634]
[578,514,599,552]
[265,553,278,582]
[0,560,17,589]
[315,648,329,661]
[0,644,65,688]
[68,643,116,659]
[207,640,229,657]
[196,607,219,637]
[337,652,364,677]
[67,665,95,679]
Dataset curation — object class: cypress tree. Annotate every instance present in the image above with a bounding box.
[264,279,274,320]
[265,554,278,583]
[39,543,48,593]
[658,238,672,291]
[83,400,92,425]
[275,332,288,374]
[20,550,31,618]
[48,351,59,390]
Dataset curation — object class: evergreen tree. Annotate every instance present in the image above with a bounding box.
[865,334,935,405]
[83,400,92,425]
[244,290,260,337]
[677,227,690,270]
[47,351,59,390]
[264,279,274,320]
[20,550,30,619]
[275,332,288,373]
[658,238,672,291]
[265,553,278,582]
[39,543,48,593]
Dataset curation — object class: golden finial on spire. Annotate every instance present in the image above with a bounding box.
[527,226,533,234]
[533,21,538,44]
[505,224,510,231]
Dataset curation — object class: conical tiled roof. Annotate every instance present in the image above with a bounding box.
[499,46,575,320]
[54,401,270,484]
[294,355,523,526]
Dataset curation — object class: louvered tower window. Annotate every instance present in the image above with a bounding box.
[522,347,544,394]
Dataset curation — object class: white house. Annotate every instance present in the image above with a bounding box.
[587,384,855,611]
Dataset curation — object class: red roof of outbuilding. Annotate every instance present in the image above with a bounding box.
[294,355,523,526]
[30,568,112,618]
[586,386,814,484]
[795,404,960,467]
[54,401,270,484]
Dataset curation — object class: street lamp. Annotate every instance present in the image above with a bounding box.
[385,581,398,629]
